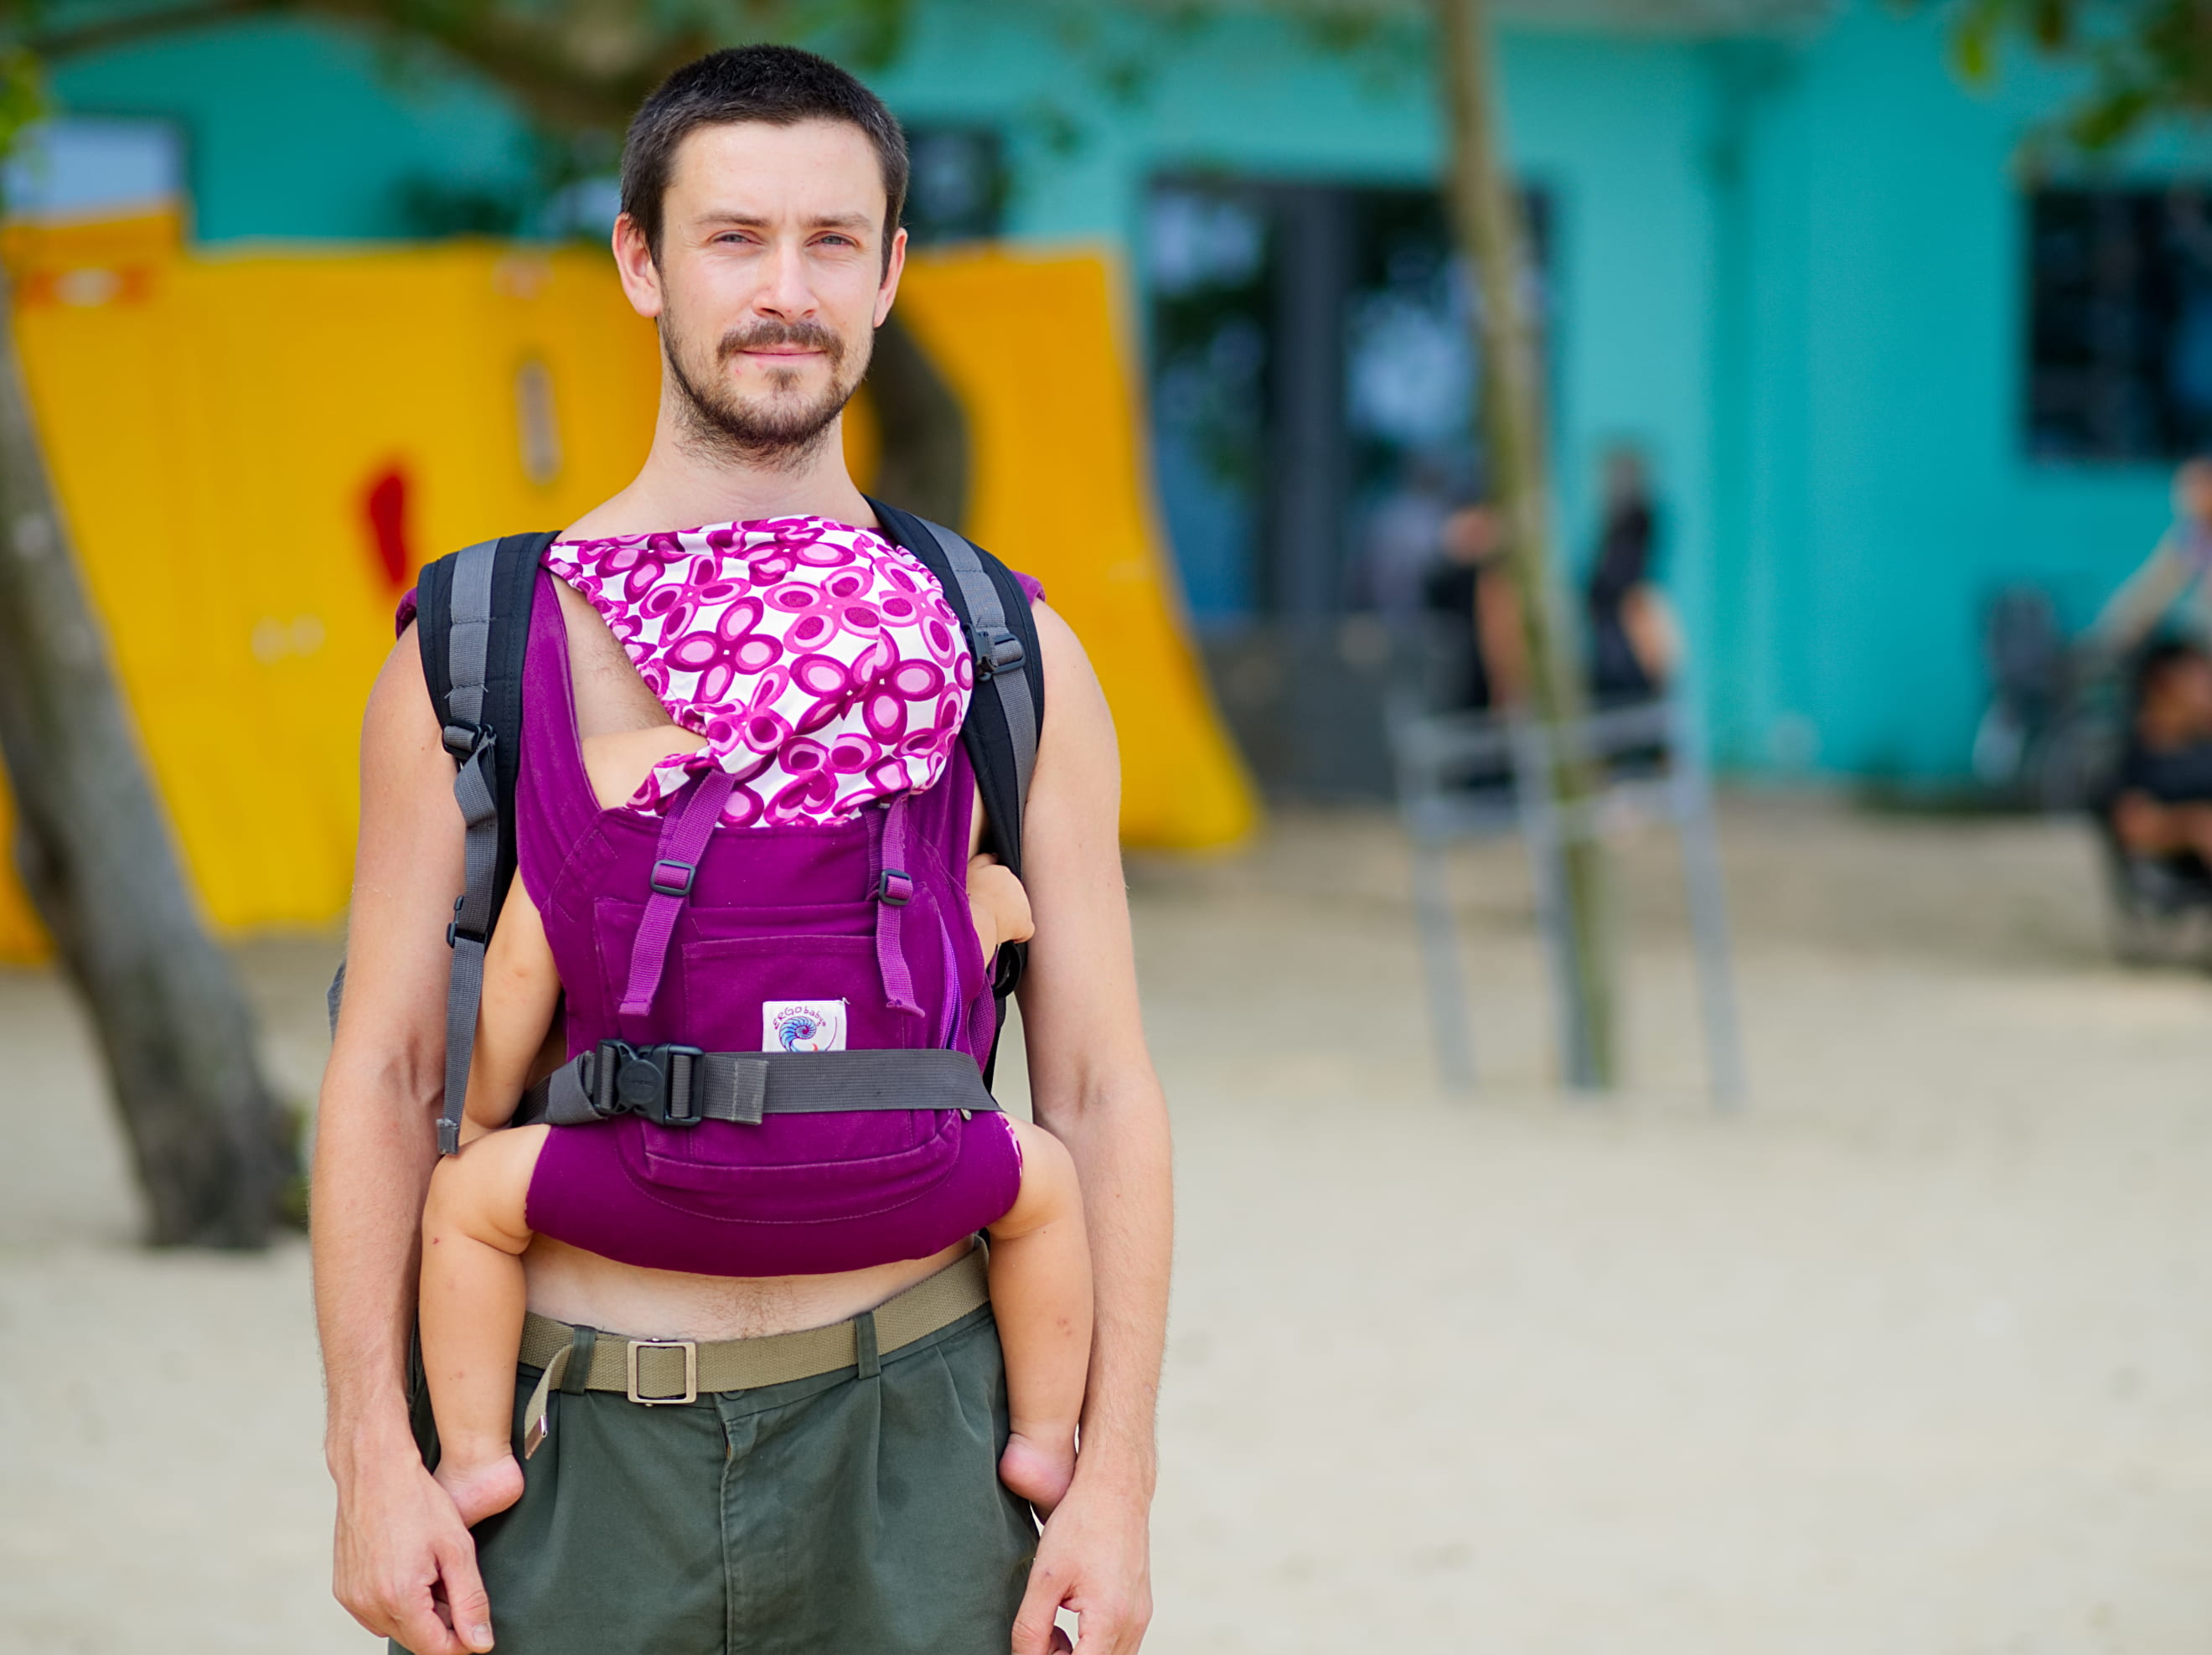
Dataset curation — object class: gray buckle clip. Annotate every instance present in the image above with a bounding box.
[625,1338,697,1405]
[969,623,1026,681]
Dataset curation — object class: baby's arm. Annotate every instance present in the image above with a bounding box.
[463,882,561,1137]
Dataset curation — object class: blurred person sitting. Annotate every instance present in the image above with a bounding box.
[2090,455,2212,659]
[1584,445,1677,705]
[2108,639,2212,865]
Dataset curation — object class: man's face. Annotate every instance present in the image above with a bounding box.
[616,118,905,466]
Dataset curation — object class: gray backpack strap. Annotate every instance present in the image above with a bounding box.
[437,540,501,1155]
[912,516,1040,822]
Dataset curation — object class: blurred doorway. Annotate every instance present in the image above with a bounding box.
[1145,175,1546,796]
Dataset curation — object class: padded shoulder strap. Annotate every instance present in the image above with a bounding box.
[866,498,1042,877]
[866,499,1043,1087]
[414,530,557,1153]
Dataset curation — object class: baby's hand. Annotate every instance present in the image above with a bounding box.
[966,854,1035,963]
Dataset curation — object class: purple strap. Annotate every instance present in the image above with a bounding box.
[874,793,923,1020]
[619,767,736,1031]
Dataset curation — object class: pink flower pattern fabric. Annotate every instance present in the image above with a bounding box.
[544,516,973,828]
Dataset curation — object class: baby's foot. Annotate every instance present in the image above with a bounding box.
[436,1451,525,1528]
[999,1430,1076,1517]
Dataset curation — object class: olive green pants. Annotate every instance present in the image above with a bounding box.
[397,1305,1036,1654]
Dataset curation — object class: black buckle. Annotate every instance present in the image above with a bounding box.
[587,1040,705,1125]
[447,896,487,951]
[968,623,1026,682]
[650,858,696,898]
[442,721,494,762]
[877,868,913,906]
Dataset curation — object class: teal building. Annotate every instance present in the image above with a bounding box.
[30,0,2201,784]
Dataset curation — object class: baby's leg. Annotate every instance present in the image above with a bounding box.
[419,1125,550,1527]
[985,1117,1093,1515]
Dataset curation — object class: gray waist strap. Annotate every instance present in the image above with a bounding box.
[518,1043,1000,1130]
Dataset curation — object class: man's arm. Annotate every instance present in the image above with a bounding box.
[2091,532,2191,659]
[313,628,496,1655]
[1010,603,1174,1655]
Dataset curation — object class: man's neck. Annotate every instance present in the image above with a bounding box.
[563,396,876,540]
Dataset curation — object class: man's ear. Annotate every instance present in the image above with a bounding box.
[613,214,665,321]
[872,225,908,328]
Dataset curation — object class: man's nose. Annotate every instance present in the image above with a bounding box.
[754,239,817,319]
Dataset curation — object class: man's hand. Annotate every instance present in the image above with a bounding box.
[1012,1470,1153,1655]
[333,1437,495,1654]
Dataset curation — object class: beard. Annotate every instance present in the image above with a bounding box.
[664,309,871,469]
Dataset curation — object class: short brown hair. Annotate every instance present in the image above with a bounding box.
[620,45,909,263]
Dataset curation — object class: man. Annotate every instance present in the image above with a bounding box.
[313,46,1169,1655]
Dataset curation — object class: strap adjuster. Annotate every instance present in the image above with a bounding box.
[441,721,494,762]
[625,1339,697,1405]
[876,868,913,906]
[447,894,487,951]
[968,623,1026,682]
[650,858,696,897]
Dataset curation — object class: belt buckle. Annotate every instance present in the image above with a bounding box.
[626,1338,698,1405]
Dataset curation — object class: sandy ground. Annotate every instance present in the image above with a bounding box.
[6,795,2212,1652]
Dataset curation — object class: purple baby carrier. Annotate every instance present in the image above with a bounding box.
[360,502,1044,1278]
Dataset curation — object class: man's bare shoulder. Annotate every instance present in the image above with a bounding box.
[364,623,435,751]
[559,499,643,540]
[1030,603,1109,723]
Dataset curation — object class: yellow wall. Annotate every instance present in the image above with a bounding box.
[891,246,1255,852]
[0,220,1254,963]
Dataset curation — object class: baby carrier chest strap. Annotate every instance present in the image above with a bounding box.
[519,1044,1003,1130]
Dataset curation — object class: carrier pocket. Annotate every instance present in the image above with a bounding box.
[677,933,906,1052]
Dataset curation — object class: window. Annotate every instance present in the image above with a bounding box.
[2026,187,2212,463]
[5,118,183,221]
[901,128,1005,246]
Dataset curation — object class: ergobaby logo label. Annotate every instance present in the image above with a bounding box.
[764,999,847,1053]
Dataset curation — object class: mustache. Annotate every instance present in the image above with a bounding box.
[716,319,844,365]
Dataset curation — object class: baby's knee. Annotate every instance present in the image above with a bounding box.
[422,1127,542,1249]
[1000,1118,1082,1233]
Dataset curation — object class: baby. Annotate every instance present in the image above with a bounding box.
[417,724,1092,1528]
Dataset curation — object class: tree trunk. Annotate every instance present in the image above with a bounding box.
[0,266,292,1244]
[1434,0,1617,1087]
[867,309,971,529]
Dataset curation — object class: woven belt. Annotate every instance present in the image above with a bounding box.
[517,1246,990,1457]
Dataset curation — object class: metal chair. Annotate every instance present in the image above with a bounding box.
[1387,652,1746,1106]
